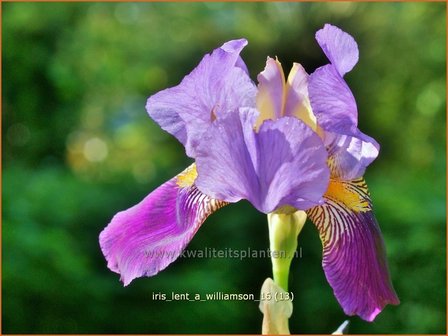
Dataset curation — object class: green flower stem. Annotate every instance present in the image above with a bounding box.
[261,210,307,335]
[267,210,307,292]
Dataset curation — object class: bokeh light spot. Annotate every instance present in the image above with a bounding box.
[83,137,108,162]
[416,81,444,117]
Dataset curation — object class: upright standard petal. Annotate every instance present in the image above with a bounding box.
[309,64,358,133]
[306,178,399,321]
[284,63,317,131]
[315,23,359,76]
[255,59,317,132]
[310,24,379,179]
[309,65,379,179]
[99,164,227,286]
[146,39,257,157]
[195,108,330,214]
[255,57,286,128]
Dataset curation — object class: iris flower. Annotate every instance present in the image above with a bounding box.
[100,24,399,322]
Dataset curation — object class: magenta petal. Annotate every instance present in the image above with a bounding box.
[99,167,226,285]
[195,108,330,213]
[146,39,256,158]
[307,179,399,321]
[315,24,359,76]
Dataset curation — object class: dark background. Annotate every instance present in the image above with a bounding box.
[2,2,446,334]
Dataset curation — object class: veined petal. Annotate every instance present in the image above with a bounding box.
[315,24,359,76]
[310,24,379,178]
[255,57,286,129]
[310,65,380,179]
[309,64,358,133]
[195,108,330,214]
[326,130,380,180]
[256,116,329,211]
[99,164,227,286]
[146,39,256,158]
[284,63,317,131]
[306,178,399,321]
[196,109,259,205]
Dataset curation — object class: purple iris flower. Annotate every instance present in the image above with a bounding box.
[99,24,398,322]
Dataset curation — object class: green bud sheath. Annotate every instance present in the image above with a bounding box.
[268,210,306,291]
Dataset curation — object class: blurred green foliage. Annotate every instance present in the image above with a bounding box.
[2,2,446,334]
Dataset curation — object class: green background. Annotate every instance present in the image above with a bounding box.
[2,2,446,334]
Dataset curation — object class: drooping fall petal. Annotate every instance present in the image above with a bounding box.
[306,178,399,321]
[146,39,257,157]
[99,164,227,286]
[195,108,330,213]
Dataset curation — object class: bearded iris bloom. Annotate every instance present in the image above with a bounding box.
[99,24,399,322]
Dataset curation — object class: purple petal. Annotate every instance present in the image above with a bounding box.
[307,178,399,321]
[195,109,260,205]
[195,108,330,213]
[256,57,286,127]
[255,117,330,211]
[326,130,380,180]
[99,165,227,286]
[146,39,256,157]
[309,64,358,133]
[315,24,359,76]
[310,24,379,179]
[284,63,317,131]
